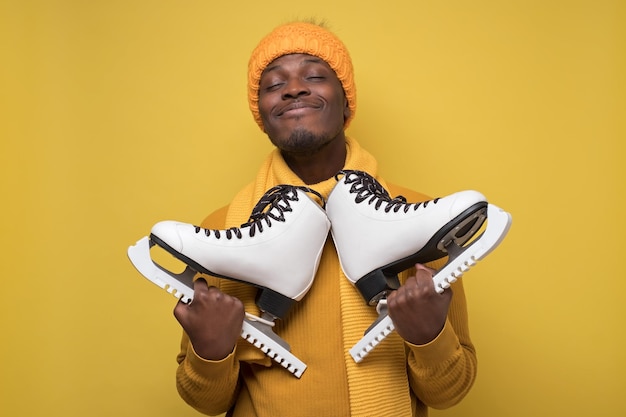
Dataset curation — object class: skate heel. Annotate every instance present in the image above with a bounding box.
[349,202,487,305]
[256,287,295,319]
[355,269,400,306]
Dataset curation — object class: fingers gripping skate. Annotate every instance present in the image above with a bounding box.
[126,185,329,378]
[349,203,512,363]
[127,237,307,378]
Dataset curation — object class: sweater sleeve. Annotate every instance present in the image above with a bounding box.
[387,183,478,409]
[405,277,478,409]
[175,332,241,415]
[174,204,242,416]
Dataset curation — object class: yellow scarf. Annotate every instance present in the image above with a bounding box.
[223,136,413,416]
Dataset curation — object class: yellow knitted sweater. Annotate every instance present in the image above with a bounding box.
[175,137,477,416]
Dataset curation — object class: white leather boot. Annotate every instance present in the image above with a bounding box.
[150,185,330,319]
[326,170,488,305]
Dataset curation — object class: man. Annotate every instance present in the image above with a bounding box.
[172,21,477,416]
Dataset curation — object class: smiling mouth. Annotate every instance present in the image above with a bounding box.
[277,102,320,117]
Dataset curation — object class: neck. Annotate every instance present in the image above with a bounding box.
[281,136,347,185]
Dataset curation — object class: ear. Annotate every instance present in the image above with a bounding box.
[343,99,351,121]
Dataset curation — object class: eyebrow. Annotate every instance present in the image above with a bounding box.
[263,56,327,75]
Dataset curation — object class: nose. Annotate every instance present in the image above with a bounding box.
[282,77,310,99]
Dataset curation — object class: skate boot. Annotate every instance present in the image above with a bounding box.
[127,185,331,378]
[325,170,512,362]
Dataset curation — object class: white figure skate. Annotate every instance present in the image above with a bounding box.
[127,185,331,378]
[325,170,512,362]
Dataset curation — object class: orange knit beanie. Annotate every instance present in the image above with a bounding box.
[247,21,357,130]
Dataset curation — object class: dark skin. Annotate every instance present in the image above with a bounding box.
[174,278,245,360]
[257,54,350,184]
[174,53,451,360]
[387,264,452,345]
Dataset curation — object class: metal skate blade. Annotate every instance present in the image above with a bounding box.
[364,312,387,335]
[350,203,512,363]
[241,318,307,378]
[432,204,512,293]
[350,314,395,363]
[244,314,291,351]
[364,300,389,334]
[127,236,196,303]
[127,236,307,377]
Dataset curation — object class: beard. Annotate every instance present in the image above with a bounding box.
[270,126,335,157]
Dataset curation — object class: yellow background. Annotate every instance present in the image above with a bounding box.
[1,1,624,416]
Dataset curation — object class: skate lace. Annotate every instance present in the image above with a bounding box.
[336,170,440,213]
[194,185,324,239]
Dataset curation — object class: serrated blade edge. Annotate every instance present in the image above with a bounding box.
[349,204,512,362]
[127,236,307,378]
[241,319,307,378]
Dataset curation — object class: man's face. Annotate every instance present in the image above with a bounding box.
[258,53,350,155]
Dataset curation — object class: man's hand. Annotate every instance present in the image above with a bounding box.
[387,264,452,345]
[173,278,245,360]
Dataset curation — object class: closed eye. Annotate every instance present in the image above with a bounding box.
[263,82,284,92]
